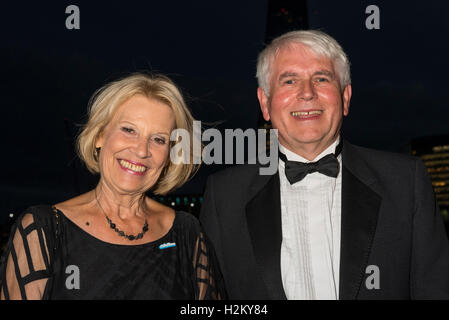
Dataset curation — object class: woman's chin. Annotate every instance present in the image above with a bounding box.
[106,179,154,196]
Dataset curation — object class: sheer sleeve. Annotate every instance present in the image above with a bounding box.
[0,212,52,300]
[192,231,227,300]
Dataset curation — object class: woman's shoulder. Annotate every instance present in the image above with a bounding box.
[174,210,201,226]
[19,204,57,224]
[53,192,93,218]
[10,205,58,247]
[172,210,204,239]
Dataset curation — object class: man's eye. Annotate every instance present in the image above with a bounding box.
[121,127,135,134]
[284,79,295,85]
[315,77,329,83]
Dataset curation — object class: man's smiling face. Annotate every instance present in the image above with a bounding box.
[258,43,351,158]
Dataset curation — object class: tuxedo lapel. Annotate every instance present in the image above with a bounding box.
[243,141,381,300]
[339,141,382,300]
[245,172,287,300]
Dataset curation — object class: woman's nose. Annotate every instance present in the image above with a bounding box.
[133,139,151,158]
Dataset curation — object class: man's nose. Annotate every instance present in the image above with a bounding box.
[297,80,315,101]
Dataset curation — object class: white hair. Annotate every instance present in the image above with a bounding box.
[256,30,351,96]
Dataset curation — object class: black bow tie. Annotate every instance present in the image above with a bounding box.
[279,141,343,185]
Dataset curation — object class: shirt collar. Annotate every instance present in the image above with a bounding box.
[279,136,341,164]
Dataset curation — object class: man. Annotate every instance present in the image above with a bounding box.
[199,30,449,299]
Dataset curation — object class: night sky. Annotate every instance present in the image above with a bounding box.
[1,1,448,223]
[307,1,449,151]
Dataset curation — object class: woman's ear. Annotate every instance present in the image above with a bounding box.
[95,130,105,149]
[94,131,105,162]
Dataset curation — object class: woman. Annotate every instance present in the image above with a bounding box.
[0,73,226,299]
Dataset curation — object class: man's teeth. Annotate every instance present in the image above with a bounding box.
[291,110,323,116]
[119,160,147,172]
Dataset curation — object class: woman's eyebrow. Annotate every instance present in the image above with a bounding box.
[152,132,170,136]
[119,120,171,136]
[118,120,135,125]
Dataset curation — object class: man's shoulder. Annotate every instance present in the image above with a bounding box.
[208,164,262,181]
[205,164,272,195]
[346,141,418,166]
[343,142,427,199]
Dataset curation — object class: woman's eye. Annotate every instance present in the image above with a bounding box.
[121,127,135,134]
[153,137,167,145]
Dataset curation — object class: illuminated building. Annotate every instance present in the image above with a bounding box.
[412,135,449,221]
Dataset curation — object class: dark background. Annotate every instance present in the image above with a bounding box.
[1,0,448,226]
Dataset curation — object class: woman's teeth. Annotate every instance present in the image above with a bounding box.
[119,160,147,172]
[291,110,323,116]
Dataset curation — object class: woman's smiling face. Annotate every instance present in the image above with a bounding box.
[95,94,175,195]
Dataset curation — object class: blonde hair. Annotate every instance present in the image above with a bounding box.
[77,73,200,195]
[256,30,351,96]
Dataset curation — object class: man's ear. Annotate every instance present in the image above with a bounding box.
[342,84,352,116]
[257,87,271,121]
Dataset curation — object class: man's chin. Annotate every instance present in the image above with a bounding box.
[279,133,338,153]
[283,134,327,147]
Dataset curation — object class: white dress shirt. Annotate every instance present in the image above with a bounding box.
[279,138,342,300]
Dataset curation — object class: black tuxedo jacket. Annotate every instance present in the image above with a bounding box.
[199,141,449,299]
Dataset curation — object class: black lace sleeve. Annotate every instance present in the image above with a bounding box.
[0,211,53,300]
[192,231,227,300]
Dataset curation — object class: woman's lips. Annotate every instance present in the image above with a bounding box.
[117,159,148,176]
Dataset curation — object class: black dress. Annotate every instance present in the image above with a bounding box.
[0,205,226,300]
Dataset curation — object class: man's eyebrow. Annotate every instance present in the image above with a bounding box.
[278,72,298,80]
[278,70,335,80]
[313,70,335,78]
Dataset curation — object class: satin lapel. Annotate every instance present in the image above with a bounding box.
[339,141,382,300]
[245,172,287,300]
